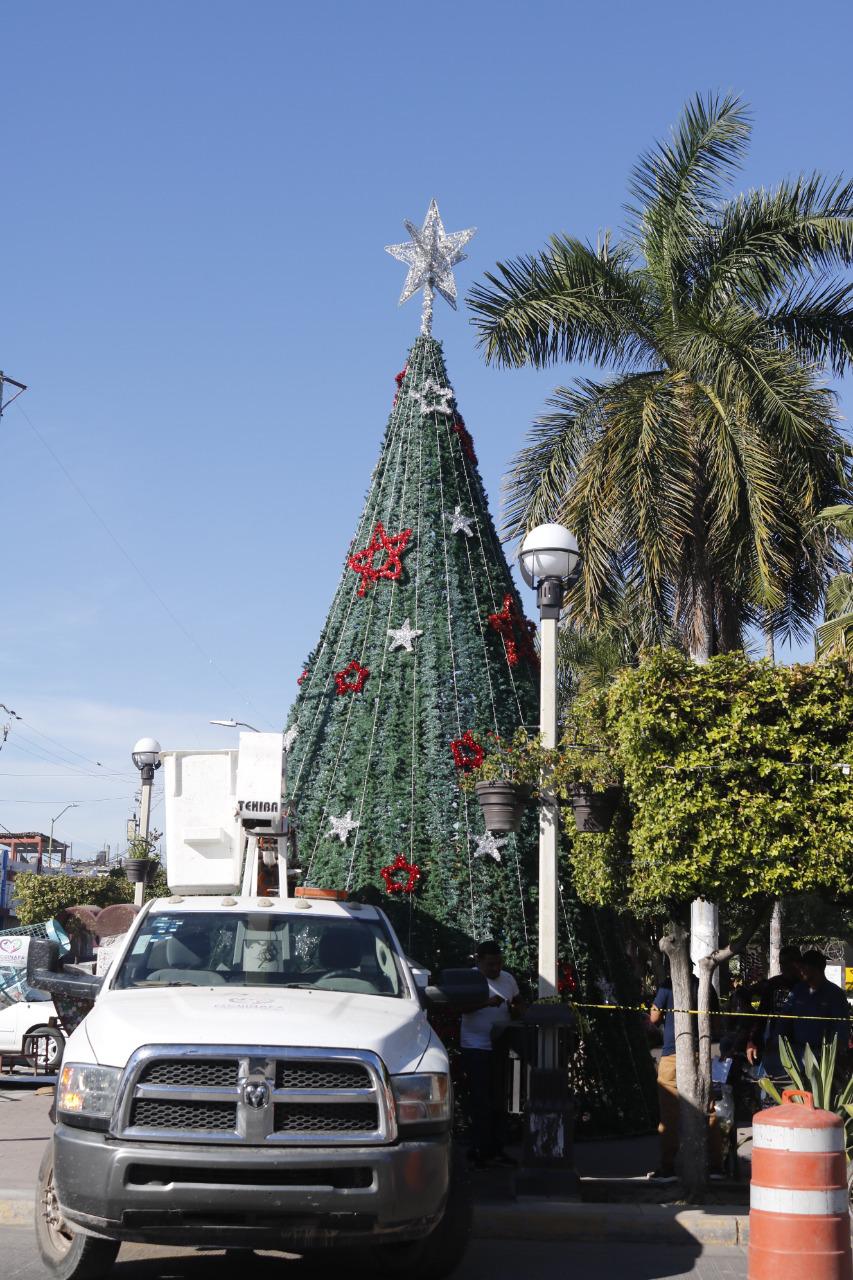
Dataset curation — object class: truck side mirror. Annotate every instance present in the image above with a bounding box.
[26,939,60,984]
[425,968,489,1011]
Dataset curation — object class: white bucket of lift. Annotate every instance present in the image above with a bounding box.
[161,749,242,894]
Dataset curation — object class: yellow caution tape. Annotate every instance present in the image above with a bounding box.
[571,1001,851,1023]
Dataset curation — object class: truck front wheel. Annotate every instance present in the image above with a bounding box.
[369,1148,472,1280]
[35,1145,120,1280]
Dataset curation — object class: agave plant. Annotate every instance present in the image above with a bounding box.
[760,1035,853,1160]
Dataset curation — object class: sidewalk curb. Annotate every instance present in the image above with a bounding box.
[473,1200,750,1246]
[0,1190,32,1228]
[0,1188,750,1247]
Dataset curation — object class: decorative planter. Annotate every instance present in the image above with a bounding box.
[474,781,533,833]
[569,783,622,833]
[124,858,155,884]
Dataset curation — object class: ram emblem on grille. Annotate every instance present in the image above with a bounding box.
[242,1080,271,1109]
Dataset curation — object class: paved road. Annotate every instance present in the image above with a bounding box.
[4,1228,747,1280]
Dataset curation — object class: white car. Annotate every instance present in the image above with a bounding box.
[0,988,64,1070]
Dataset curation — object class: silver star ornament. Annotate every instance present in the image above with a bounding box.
[282,725,299,752]
[387,618,424,653]
[473,831,509,863]
[448,505,474,537]
[327,810,360,844]
[385,199,476,335]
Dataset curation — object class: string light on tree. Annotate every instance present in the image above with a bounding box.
[387,618,423,653]
[327,810,360,844]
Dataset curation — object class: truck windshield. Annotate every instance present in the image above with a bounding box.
[112,912,408,998]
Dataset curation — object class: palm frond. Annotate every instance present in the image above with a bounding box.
[819,504,853,540]
[467,236,659,369]
[695,173,853,309]
[630,91,750,218]
[763,277,853,376]
[501,379,611,539]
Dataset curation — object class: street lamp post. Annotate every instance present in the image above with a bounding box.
[517,522,581,1197]
[47,804,78,870]
[518,522,580,998]
[131,738,161,907]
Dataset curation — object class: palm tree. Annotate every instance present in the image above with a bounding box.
[816,504,853,661]
[470,93,852,659]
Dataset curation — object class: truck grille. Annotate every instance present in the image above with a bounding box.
[114,1046,394,1146]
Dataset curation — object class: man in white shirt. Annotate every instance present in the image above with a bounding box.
[460,940,522,1166]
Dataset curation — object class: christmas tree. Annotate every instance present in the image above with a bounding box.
[284,202,656,1131]
[285,203,539,969]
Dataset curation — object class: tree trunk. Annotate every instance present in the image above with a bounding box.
[660,919,708,1200]
[765,629,776,663]
[769,899,784,977]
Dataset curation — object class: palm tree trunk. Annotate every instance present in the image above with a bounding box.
[769,899,784,977]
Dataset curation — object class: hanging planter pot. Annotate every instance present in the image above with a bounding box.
[569,783,622,833]
[474,781,533,833]
[124,858,156,884]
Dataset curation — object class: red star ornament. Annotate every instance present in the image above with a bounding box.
[450,730,485,773]
[488,594,539,667]
[334,660,370,696]
[380,853,421,895]
[348,522,412,598]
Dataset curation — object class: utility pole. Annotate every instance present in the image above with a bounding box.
[0,372,27,422]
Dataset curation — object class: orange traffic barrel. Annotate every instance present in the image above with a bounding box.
[750,1089,852,1280]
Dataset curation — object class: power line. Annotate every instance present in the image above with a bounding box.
[15,402,275,729]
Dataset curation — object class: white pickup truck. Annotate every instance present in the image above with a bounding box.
[31,891,482,1280]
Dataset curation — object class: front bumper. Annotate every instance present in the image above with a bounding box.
[53,1123,450,1247]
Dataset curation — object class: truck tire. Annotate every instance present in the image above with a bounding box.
[24,1026,64,1072]
[368,1148,472,1280]
[35,1144,120,1280]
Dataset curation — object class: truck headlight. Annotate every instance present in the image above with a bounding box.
[391,1072,451,1129]
[57,1063,122,1131]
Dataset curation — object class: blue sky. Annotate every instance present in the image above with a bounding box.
[1,0,851,857]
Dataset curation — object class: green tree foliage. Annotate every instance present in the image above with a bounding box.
[565,651,852,1191]
[570,652,852,912]
[468,93,852,659]
[13,870,134,925]
[13,865,168,925]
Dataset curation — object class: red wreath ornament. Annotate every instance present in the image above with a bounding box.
[488,594,539,667]
[297,669,308,686]
[451,414,478,464]
[334,661,370,696]
[450,730,485,773]
[348,522,412,597]
[380,853,421,895]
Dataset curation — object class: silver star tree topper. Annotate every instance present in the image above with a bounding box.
[385,199,476,336]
